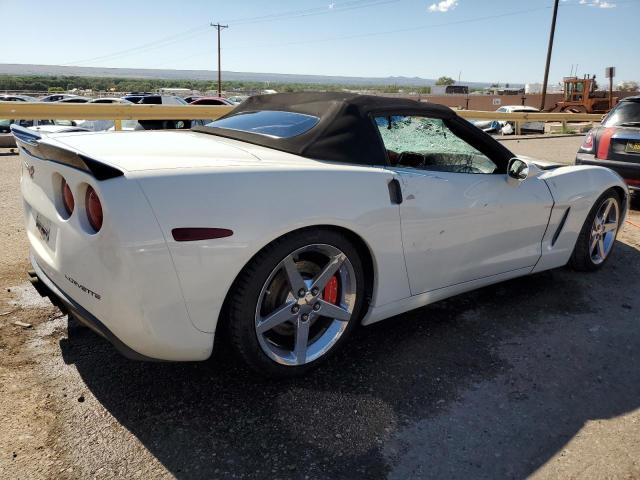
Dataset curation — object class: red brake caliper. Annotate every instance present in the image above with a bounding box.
[323,275,339,304]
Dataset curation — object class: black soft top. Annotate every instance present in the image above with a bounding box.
[192,92,457,165]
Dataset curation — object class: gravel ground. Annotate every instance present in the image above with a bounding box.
[1,137,639,479]
[500,135,588,165]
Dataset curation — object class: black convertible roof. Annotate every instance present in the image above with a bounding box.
[192,92,457,165]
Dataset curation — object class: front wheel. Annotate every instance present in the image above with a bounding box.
[570,189,622,271]
[227,229,366,377]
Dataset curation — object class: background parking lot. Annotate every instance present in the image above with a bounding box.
[1,135,639,479]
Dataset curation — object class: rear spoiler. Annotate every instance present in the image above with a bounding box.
[10,124,124,181]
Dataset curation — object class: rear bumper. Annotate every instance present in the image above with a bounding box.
[29,258,159,361]
[576,153,640,192]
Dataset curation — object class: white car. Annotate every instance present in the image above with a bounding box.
[75,98,139,132]
[12,93,629,377]
[473,105,545,134]
[226,95,248,105]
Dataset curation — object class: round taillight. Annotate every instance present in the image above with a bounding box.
[61,179,74,216]
[582,132,594,151]
[85,186,103,232]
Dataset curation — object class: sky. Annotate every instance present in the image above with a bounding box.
[0,0,638,84]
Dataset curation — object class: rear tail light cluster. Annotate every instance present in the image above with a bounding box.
[59,178,103,233]
[581,132,594,151]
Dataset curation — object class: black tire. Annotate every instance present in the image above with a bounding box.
[226,228,366,378]
[569,188,622,271]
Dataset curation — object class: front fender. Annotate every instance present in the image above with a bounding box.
[533,165,628,272]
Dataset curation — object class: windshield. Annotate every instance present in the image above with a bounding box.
[603,101,640,127]
[206,110,319,138]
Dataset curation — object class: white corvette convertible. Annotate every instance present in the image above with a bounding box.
[13,93,628,376]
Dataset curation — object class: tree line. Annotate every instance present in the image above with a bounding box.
[0,75,433,95]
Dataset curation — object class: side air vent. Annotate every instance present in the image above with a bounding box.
[551,208,571,247]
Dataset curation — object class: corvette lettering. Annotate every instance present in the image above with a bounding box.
[65,275,101,300]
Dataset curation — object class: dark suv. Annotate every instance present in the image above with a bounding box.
[121,94,191,130]
[576,96,640,193]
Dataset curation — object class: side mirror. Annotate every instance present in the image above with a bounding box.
[507,157,541,186]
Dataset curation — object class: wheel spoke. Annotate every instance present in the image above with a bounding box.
[602,199,613,221]
[590,235,599,254]
[256,301,296,334]
[294,319,310,364]
[603,222,617,233]
[317,299,351,321]
[311,253,346,292]
[597,238,606,259]
[282,255,306,295]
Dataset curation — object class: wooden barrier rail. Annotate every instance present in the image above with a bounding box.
[1,102,600,132]
[0,101,234,126]
[457,110,601,122]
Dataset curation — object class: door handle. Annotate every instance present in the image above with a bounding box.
[388,178,403,204]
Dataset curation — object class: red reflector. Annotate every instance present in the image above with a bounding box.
[596,127,615,159]
[581,132,594,151]
[85,186,103,232]
[626,179,640,186]
[171,228,233,242]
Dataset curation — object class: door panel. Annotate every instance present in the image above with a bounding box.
[394,167,553,295]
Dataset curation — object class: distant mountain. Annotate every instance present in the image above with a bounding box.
[0,63,502,88]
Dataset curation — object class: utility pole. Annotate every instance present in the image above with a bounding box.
[606,66,615,109]
[210,22,228,97]
[540,0,559,111]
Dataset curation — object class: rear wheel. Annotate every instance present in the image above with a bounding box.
[227,229,365,377]
[570,189,622,271]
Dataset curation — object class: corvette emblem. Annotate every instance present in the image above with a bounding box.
[65,274,102,301]
[24,161,34,179]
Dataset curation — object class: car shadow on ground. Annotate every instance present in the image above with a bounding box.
[60,240,640,479]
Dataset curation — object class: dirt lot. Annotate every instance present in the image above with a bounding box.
[1,136,640,479]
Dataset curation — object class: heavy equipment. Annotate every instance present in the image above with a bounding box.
[549,75,617,113]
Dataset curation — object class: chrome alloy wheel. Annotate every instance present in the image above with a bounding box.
[254,244,357,366]
[589,197,619,265]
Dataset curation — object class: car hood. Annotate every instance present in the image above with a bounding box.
[517,155,566,170]
[41,129,318,172]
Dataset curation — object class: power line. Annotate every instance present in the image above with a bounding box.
[222,0,636,51]
[62,26,210,66]
[61,0,395,67]
[64,0,636,71]
[140,3,571,71]
[142,4,557,72]
[223,5,554,50]
[228,0,400,26]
